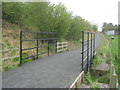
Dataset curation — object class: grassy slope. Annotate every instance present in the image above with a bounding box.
[93,33,109,66]
[107,35,119,84]
[1,20,82,71]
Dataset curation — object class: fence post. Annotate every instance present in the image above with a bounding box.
[4,51,8,59]
[36,32,39,59]
[111,74,117,88]
[110,63,117,88]
[81,31,84,71]
[110,64,114,86]
[87,32,89,70]
[20,31,22,65]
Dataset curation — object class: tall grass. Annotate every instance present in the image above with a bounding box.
[107,35,119,84]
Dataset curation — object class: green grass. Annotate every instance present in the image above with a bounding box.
[93,56,102,66]
[93,33,109,66]
[107,35,119,84]
[97,33,109,55]
[85,33,111,88]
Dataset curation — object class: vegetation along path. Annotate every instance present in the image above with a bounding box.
[2,33,102,88]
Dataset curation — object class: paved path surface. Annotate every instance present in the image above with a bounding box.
[2,33,102,88]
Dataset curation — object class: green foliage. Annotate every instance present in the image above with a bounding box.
[102,22,117,31]
[93,56,102,66]
[2,53,32,71]
[86,70,100,89]
[90,83,100,89]
[22,53,32,64]
[86,71,93,85]
[98,74,110,84]
[102,22,118,33]
[92,25,98,31]
[2,59,19,71]
[14,57,20,61]
[2,2,24,24]
[108,35,119,84]
[2,2,97,41]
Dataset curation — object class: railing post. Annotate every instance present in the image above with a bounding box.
[90,33,92,67]
[87,32,89,70]
[36,32,39,59]
[56,34,58,53]
[81,31,84,71]
[47,40,50,56]
[20,31,22,65]
[93,33,95,58]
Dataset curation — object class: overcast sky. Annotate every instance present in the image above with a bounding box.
[49,0,119,31]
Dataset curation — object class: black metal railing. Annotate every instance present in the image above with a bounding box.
[20,31,57,65]
[81,31,95,72]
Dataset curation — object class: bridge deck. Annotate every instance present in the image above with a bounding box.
[2,33,102,88]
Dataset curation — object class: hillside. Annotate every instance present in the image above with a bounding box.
[1,20,82,71]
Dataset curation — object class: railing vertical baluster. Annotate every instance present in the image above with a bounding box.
[93,33,95,58]
[48,33,50,56]
[87,32,89,71]
[36,32,39,59]
[20,31,22,65]
[81,31,84,71]
[90,33,92,66]
[56,33,57,53]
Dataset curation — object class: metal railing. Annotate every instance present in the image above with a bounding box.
[20,31,57,65]
[81,31,95,72]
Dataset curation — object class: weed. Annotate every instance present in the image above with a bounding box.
[93,56,102,66]
[13,57,20,61]
[98,74,110,84]
[90,83,100,89]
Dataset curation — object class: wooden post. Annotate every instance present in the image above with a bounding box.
[4,51,8,59]
[75,82,78,90]
[57,42,58,53]
[110,74,117,88]
[110,62,117,88]
[110,64,114,86]
[4,50,8,63]
[82,71,85,83]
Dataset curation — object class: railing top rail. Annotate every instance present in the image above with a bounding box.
[22,38,58,41]
[21,31,57,34]
[81,31,95,34]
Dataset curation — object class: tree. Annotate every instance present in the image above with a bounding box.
[2,2,24,24]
